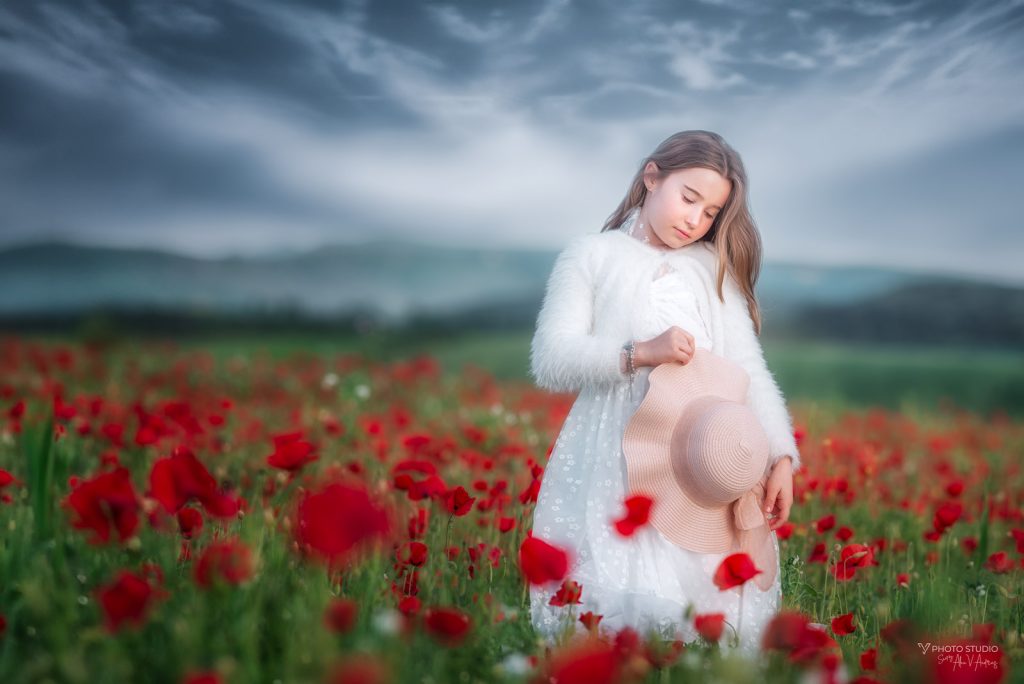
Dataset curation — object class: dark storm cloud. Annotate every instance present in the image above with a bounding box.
[0,0,1022,280]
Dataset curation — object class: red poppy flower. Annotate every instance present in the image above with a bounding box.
[182,672,222,684]
[932,501,962,534]
[295,480,393,568]
[0,469,20,489]
[860,647,877,670]
[808,542,828,564]
[266,430,319,472]
[326,654,392,684]
[443,486,476,517]
[1007,528,1024,557]
[423,606,471,646]
[177,506,204,539]
[761,610,837,664]
[579,611,603,632]
[147,446,241,519]
[518,474,542,505]
[541,638,620,684]
[549,579,583,607]
[985,551,1014,574]
[95,569,168,632]
[612,495,653,537]
[324,597,358,634]
[829,543,878,581]
[831,611,857,636]
[518,534,570,585]
[815,514,835,534]
[398,595,421,616]
[392,461,448,502]
[962,536,979,554]
[712,552,762,590]
[194,538,255,589]
[694,612,726,642]
[63,466,141,545]
[397,541,428,567]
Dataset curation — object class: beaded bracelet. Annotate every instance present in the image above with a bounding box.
[622,340,637,401]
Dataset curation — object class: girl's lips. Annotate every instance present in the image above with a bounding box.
[675,227,690,238]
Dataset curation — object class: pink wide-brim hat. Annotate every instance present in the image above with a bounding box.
[621,348,778,592]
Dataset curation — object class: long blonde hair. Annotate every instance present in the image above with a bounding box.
[601,130,765,334]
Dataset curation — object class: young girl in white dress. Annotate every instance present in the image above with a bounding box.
[527,130,801,659]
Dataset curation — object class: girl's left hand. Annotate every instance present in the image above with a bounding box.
[763,456,793,531]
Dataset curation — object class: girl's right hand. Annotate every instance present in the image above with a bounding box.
[635,327,696,368]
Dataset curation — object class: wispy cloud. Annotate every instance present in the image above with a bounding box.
[0,0,1022,282]
[425,4,510,44]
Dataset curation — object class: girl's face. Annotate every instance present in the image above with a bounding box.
[639,164,731,249]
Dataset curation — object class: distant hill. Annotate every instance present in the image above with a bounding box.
[1,239,1021,347]
[790,279,1024,347]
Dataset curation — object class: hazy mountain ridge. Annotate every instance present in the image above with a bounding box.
[1,240,1021,346]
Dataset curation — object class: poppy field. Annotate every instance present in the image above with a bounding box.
[0,336,1021,683]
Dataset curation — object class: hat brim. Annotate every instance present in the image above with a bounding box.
[621,349,778,590]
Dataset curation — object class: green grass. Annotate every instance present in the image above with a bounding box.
[129,330,1024,418]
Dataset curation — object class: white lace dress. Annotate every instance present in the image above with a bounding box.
[528,217,782,659]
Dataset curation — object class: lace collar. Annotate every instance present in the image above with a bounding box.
[613,206,708,258]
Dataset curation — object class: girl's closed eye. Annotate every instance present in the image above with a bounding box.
[682,195,715,219]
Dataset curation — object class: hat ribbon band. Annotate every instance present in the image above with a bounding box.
[732,481,767,531]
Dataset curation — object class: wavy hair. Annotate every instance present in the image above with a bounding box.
[600,130,765,334]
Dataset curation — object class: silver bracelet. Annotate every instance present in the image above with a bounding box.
[622,340,637,402]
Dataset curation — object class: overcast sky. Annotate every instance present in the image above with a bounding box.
[1,0,1022,283]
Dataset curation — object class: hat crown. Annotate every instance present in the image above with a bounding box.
[670,397,769,505]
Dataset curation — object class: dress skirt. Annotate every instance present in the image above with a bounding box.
[528,263,783,659]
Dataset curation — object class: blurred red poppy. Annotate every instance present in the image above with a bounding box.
[541,637,620,684]
[549,579,582,607]
[326,654,392,684]
[831,611,856,636]
[712,552,762,591]
[423,606,471,646]
[96,569,168,632]
[177,506,204,540]
[443,485,476,516]
[63,466,141,545]
[266,430,319,472]
[324,597,358,634]
[397,541,428,567]
[194,538,255,589]
[148,446,241,519]
[518,534,570,585]
[612,495,653,537]
[295,480,393,568]
[762,610,837,664]
[694,612,726,642]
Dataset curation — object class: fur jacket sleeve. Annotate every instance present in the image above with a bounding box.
[528,235,628,394]
[529,232,802,473]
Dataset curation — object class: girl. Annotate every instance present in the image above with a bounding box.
[527,130,802,658]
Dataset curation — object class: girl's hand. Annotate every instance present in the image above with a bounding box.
[635,327,696,368]
[763,456,793,531]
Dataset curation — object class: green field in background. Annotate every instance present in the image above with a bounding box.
[161,331,1024,419]
[15,331,1022,417]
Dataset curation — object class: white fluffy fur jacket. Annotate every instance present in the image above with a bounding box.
[529,229,802,473]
